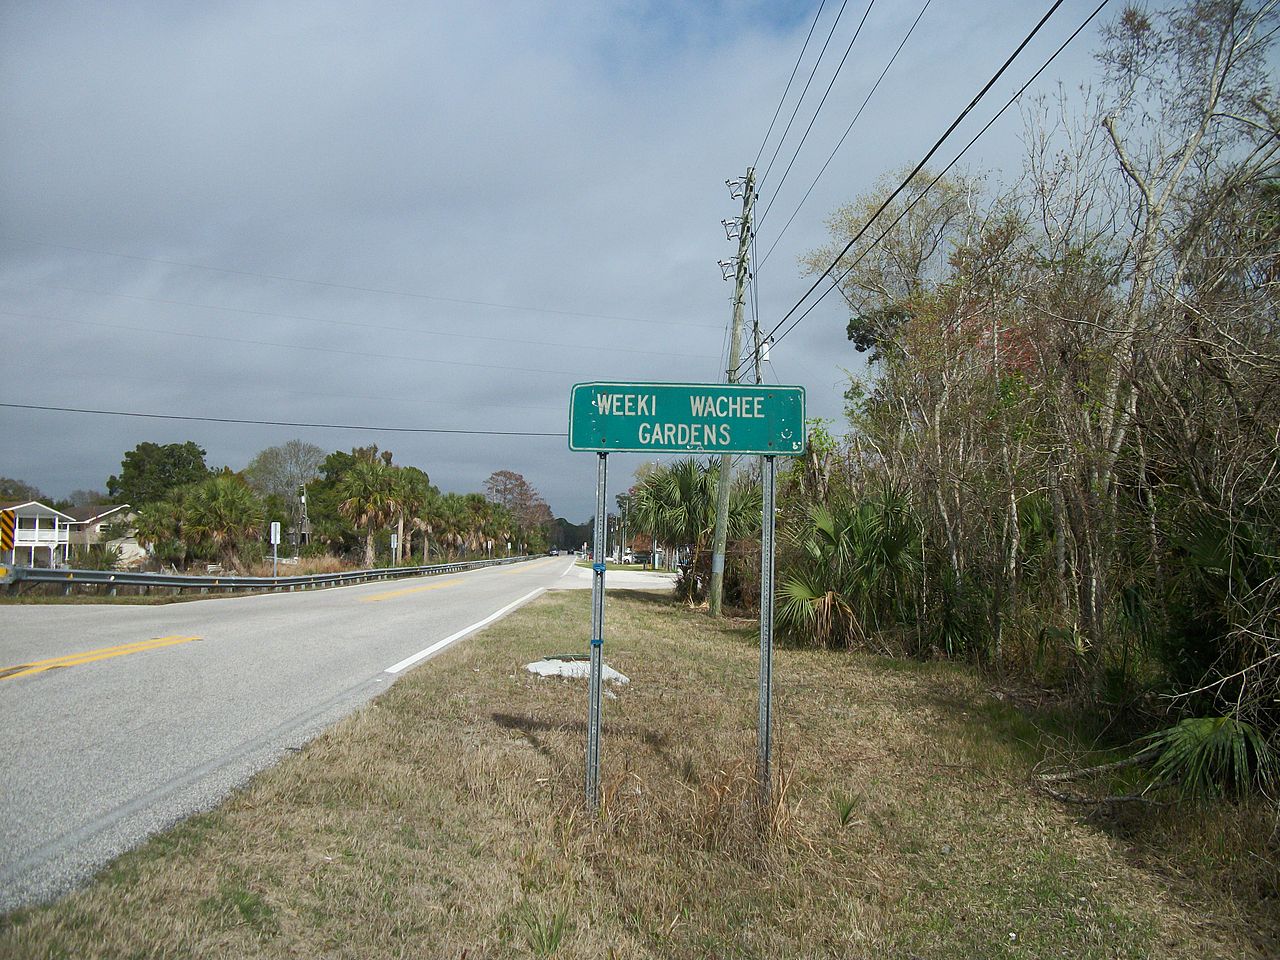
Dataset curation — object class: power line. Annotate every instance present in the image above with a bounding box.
[753,0,830,169]
[757,0,934,271]
[2,236,723,330]
[0,402,567,437]
[745,0,1074,369]
[756,0,878,231]
[759,0,1112,361]
[758,0,854,191]
[11,282,716,361]
[0,308,570,376]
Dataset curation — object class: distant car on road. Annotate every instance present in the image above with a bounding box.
[548,548,559,556]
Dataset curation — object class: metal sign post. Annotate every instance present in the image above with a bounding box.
[758,455,777,805]
[568,381,806,813]
[269,521,281,577]
[586,452,608,811]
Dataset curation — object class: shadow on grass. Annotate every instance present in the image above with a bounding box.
[491,711,671,761]
[608,588,679,608]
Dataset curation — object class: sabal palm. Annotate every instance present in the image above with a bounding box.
[134,496,189,568]
[337,459,401,567]
[394,467,432,564]
[183,475,266,568]
[778,485,920,649]
[435,493,469,558]
[630,458,759,597]
[461,493,490,554]
[630,458,717,560]
[414,490,443,562]
[482,502,513,554]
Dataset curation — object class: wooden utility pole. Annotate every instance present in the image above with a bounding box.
[709,167,755,617]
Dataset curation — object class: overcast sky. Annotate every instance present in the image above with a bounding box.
[2,0,1113,519]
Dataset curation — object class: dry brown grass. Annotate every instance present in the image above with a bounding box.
[1,591,1274,958]
[241,555,350,577]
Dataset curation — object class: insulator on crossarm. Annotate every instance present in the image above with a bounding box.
[721,218,740,240]
[717,259,737,281]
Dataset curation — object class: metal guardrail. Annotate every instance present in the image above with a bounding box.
[0,555,535,597]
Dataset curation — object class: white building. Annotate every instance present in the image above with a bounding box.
[1,500,73,567]
[64,504,133,547]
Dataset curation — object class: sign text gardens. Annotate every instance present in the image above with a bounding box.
[569,381,805,455]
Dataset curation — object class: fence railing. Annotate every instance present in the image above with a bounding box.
[0,555,534,597]
[12,530,69,545]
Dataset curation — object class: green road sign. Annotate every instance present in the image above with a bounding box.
[569,381,806,456]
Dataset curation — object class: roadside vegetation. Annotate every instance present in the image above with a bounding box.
[6,443,576,585]
[621,0,1280,921]
[1,590,1272,957]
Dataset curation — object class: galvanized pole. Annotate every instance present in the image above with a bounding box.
[586,452,608,811]
[758,454,777,806]
[709,167,756,616]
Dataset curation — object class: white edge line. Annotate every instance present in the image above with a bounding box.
[384,587,546,675]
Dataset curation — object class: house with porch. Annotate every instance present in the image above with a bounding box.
[1,500,73,567]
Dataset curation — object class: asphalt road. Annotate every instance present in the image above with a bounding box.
[0,556,588,912]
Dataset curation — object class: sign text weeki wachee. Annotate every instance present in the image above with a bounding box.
[568,382,806,456]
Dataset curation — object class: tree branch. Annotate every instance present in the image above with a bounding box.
[1103,114,1153,208]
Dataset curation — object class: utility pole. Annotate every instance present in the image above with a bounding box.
[709,166,755,617]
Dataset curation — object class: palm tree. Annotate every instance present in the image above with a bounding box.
[435,493,469,559]
[412,488,445,563]
[461,493,490,556]
[183,474,266,569]
[393,466,432,564]
[482,502,514,558]
[777,485,920,650]
[134,495,189,569]
[630,458,758,600]
[337,459,400,567]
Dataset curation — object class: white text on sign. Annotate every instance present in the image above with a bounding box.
[594,389,767,449]
[593,392,765,420]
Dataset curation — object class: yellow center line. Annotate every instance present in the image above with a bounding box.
[500,558,560,574]
[360,579,462,603]
[1,635,202,681]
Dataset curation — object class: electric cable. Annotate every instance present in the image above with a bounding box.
[756,0,933,270]
[756,0,877,231]
[755,0,1112,364]
[0,402,567,437]
[741,0,1076,372]
[758,0,855,191]
[754,0,830,170]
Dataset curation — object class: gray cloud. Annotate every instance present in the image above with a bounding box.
[2,0,1106,517]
